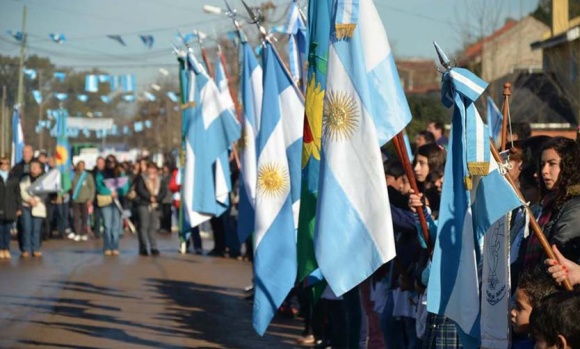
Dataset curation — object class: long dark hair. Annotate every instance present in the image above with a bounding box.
[104,155,122,178]
[538,137,580,209]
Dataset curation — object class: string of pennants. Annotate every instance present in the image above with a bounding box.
[7,30,155,48]
[30,89,180,105]
[35,109,154,138]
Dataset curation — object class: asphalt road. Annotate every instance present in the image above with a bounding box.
[0,232,303,349]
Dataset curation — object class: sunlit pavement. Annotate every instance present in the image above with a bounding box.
[0,232,302,349]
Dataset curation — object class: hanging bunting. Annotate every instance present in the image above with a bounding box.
[122,94,135,102]
[35,125,42,134]
[7,30,23,42]
[121,74,136,92]
[107,35,126,46]
[140,35,154,48]
[98,75,110,83]
[77,94,88,102]
[159,68,169,76]
[100,95,111,104]
[144,120,152,129]
[111,125,119,136]
[53,71,66,82]
[166,91,178,103]
[143,91,156,101]
[49,33,66,44]
[54,93,68,101]
[109,75,119,91]
[32,90,42,105]
[122,126,130,135]
[134,121,144,133]
[46,109,55,120]
[150,84,161,91]
[85,75,98,92]
[82,128,90,138]
[23,68,37,80]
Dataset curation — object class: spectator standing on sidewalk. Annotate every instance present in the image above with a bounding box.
[70,161,95,241]
[159,164,173,234]
[19,160,46,257]
[0,156,22,259]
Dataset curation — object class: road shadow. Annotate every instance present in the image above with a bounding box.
[145,278,302,349]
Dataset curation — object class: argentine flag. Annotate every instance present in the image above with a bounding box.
[237,40,263,244]
[428,66,522,348]
[253,41,303,335]
[487,96,503,147]
[283,1,307,90]
[182,51,240,229]
[314,0,412,297]
[11,108,24,165]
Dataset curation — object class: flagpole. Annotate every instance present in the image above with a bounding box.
[490,144,573,291]
[500,82,511,151]
[38,71,44,151]
[393,132,431,248]
[1,85,5,156]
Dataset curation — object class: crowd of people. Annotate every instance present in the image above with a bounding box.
[2,120,580,348]
[0,145,246,260]
[288,121,580,349]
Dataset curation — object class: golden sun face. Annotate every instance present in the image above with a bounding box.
[323,91,359,142]
[257,162,289,198]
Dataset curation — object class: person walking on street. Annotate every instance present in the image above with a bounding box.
[134,162,166,256]
[19,160,47,258]
[70,161,95,241]
[0,156,22,259]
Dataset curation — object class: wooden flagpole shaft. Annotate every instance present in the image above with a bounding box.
[490,144,573,291]
[392,132,431,249]
[201,48,215,78]
[500,82,511,152]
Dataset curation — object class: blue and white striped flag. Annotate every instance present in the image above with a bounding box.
[282,1,307,90]
[32,90,42,105]
[314,0,411,297]
[49,33,66,44]
[237,39,263,244]
[121,74,136,92]
[182,51,241,229]
[85,75,98,92]
[11,108,24,165]
[109,75,120,91]
[487,96,503,146]
[253,41,304,336]
[427,63,522,348]
[77,94,88,103]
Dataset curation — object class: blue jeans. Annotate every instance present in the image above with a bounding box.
[54,203,69,236]
[101,205,121,251]
[22,208,42,253]
[0,221,12,250]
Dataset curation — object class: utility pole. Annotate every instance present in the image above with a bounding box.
[1,86,6,157]
[38,71,43,151]
[16,5,27,114]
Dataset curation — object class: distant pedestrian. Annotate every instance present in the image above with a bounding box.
[426,121,448,147]
[0,156,22,259]
[19,160,46,257]
[134,162,166,256]
[70,161,95,241]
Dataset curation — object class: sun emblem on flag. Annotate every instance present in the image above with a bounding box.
[257,162,289,198]
[323,91,359,141]
[55,145,68,166]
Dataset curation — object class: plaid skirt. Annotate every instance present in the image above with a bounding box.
[422,313,463,349]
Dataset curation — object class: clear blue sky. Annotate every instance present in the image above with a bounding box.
[0,0,540,91]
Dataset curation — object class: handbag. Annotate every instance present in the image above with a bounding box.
[96,194,113,207]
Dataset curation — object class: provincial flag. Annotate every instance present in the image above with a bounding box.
[486,96,503,146]
[252,41,304,335]
[11,108,24,165]
[55,108,72,192]
[314,0,411,297]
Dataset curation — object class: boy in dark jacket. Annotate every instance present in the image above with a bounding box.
[0,156,22,259]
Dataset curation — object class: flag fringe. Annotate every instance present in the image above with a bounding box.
[464,176,473,190]
[335,24,356,40]
[468,162,490,176]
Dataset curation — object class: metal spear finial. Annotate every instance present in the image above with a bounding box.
[433,41,451,71]
[240,0,268,39]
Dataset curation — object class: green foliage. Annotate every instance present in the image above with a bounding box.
[405,93,451,139]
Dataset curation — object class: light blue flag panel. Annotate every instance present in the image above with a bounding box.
[53,72,66,82]
[121,75,136,92]
[54,93,68,101]
[49,33,66,43]
[32,90,42,105]
[85,75,99,92]
[23,68,36,80]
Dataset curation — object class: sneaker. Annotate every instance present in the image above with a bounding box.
[73,235,81,242]
[296,334,315,345]
[67,232,76,240]
[0,250,5,259]
[179,242,186,254]
[21,252,30,258]
[139,249,149,256]
[32,251,42,257]
[104,250,112,256]
[151,249,160,256]
[112,250,119,256]
[5,251,10,259]
[81,235,89,241]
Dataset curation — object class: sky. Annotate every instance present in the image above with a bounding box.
[0,0,541,91]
